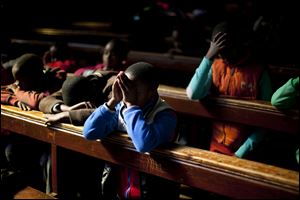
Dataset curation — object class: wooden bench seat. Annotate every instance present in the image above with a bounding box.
[13,186,56,199]
[1,104,298,199]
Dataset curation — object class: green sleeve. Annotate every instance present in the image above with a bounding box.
[271,77,299,109]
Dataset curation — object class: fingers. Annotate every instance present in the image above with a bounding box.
[212,32,227,48]
[43,114,50,119]
[17,101,31,111]
[213,32,226,42]
[43,114,52,125]
[117,72,131,94]
[43,114,57,126]
[85,101,94,109]
[109,73,123,102]
[117,78,127,95]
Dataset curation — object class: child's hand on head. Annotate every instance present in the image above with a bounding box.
[206,32,227,60]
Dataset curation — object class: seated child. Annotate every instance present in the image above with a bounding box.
[74,38,129,76]
[271,77,299,110]
[83,62,180,199]
[39,76,112,199]
[1,53,65,193]
[39,72,116,125]
[186,20,272,158]
[43,41,78,73]
[271,77,299,165]
[1,53,66,110]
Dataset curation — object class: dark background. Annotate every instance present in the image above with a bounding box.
[1,0,299,66]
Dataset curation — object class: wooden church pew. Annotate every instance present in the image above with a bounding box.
[1,104,298,199]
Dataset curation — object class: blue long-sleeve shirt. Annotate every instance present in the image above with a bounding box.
[83,99,177,153]
[186,57,272,158]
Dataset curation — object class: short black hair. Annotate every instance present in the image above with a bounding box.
[107,38,130,61]
[125,62,159,90]
[212,20,252,45]
[62,75,107,106]
[62,76,93,106]
[12,53,44,80]
[50,41,71,60]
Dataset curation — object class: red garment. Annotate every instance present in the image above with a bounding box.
[210,59,263,155]
[74,63,105,76]
[46,59,77,73]
[119,167,141,199]
[1,85,49,110]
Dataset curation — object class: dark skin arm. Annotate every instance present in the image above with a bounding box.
[7,82,32,111]
[59,101,94,112]
[44,112,70,125]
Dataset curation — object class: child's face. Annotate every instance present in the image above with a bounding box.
[126,73,156,108]
[136,81,155,108]
[219,43,250,66]
[102,42,122,70]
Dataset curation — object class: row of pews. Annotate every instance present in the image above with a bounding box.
[1,83,299,199]
[8,38,300,89]
[2,38,299,199]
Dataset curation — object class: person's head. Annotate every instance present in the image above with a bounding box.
[61,75,106,106]
[49,41,70,61]
[102,39,129,71]
[12,53,45,91]
[212,20,252,65]
[124,62,159,107]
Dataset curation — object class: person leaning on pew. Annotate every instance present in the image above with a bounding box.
[39,72,116,125]
[186,20,273,159]
[271,77,299,164]
[39,74,118,200]
[1,53,66,111]
[83,62,180,199]
[0,53,66,194]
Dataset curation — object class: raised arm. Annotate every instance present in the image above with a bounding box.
[186,32,226,100]
[186,58,213,100]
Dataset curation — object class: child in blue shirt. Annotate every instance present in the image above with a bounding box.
[83,62,179,199]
